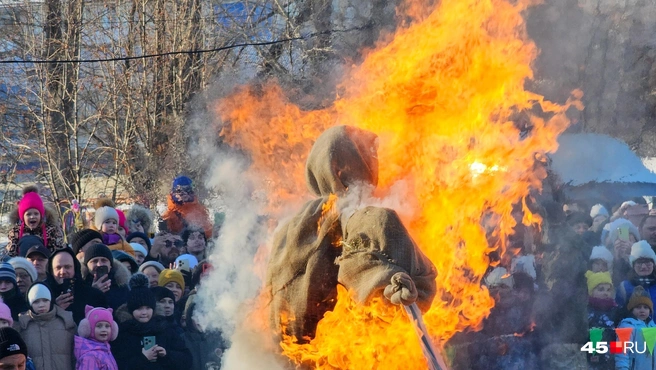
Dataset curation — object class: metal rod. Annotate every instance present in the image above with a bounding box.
[404,303,449,370]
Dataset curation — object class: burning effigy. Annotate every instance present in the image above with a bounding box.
[205,0,587,368]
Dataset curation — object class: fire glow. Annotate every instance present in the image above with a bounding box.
[216,0,582,368]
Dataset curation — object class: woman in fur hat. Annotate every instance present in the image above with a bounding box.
[6,186,66,257]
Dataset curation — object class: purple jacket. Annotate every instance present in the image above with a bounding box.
[74,336,118,370]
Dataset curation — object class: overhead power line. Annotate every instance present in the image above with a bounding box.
[0,27,369,65]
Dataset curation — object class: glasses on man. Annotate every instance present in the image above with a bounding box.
[635,259,654,267]
[173,186,194,195]
[164,240,184,248]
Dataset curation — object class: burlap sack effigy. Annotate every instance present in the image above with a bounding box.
[267,125,437,341]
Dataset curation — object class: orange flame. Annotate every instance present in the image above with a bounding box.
[216,0,582,368]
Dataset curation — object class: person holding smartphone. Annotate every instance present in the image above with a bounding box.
[111,273,191,370]
[82,244,131,311]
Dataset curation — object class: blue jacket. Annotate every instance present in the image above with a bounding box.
[616,317,656,370]
[616,280,656,309]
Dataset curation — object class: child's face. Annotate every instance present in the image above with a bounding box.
[590,283,613,300]
[94,321,111,342]
[571,222,589,235]
[164,282,183,302]
[134,252,145,265]
[0,280,14,293]
[0,319,10,328]
[591,259,609,273]
[23,209,41,229]
[101,219,118,234]
[32,298,50,314]
[118,226,126,238]
[133,306,153,323]
[155,298,175,317]
[633,304,651,321]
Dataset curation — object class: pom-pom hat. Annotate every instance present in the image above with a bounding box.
[127,273,156,312]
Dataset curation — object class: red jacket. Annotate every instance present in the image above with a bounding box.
[161,195,213,237]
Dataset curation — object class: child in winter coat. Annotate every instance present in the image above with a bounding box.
[111,273,192,370]
[616,286,656,370]
[74,305,119,370]
[585,271,618,369]
[6,186,65,257]
[18,282,76,370]
[95,206,123,247]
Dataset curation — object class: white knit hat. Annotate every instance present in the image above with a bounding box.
[128,243,148,257]
[484,267,514,289]
[9,258,37,282]
[590,204,609,219]
[629,241,656,266]
[27,283,51,306]
[589,246,614,270]
[94,206,119,230]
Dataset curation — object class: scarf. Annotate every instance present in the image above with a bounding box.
[631,276,656,288]
[589,296,617,311]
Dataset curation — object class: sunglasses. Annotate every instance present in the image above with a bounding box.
[173,186,194,195]
[164,240,184,248]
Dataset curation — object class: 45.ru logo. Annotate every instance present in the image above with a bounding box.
[581,341,648,354]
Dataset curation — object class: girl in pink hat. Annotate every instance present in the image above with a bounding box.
[74,305,119,370]
[5,186,66,257]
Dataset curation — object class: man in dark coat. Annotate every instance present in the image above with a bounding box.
[45,248,107,324]
[79,243,131,310]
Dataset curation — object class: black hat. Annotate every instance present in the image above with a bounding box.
[25,244,51,259]
[566,212,593,227]
[83,244,113,266]
[151,286,175,302]
[111,250,138,273]
[0,327,27,360]
[127,273,156,313]
[126,232,152,253]
[17,236,44,258]
[69,229,103,255]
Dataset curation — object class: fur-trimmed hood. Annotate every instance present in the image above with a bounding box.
[126,204,153,234]
[81,259,131,288]
[9,203,60,228]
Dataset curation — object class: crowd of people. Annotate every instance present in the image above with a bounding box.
[0,176,225,370]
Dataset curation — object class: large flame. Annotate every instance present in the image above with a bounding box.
[216,0,582,368]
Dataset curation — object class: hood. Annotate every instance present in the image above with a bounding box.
[81,259,131,287]
[9,204,60,228]
[126,205,153,235]
[19,305,75,329]
[47,248,83,281]
[620,317,655,328]
[305,125,379,197]
[74,335,111,358]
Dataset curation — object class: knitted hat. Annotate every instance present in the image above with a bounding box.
[174,254,199,273]
[589,246,614,270]
[0,263,16,287]
[84,244,114,266]
[159,269,185,291]
[585,271,613,294]
[27,282,51,306]
[151,286,175,302]
[128,243,148,258]
[0,300,13,327]
[94,206,119,230]
[16,186,48,249]
[138,261,165,274]
[0,327,28,360]
[629,241,656,265]
[69,229,103,255]
[116,209,128,234]
[127,273,156,312]
[78,305,118,341]
[126,233,152,253]
[484,267,514,289]
[590,204,609,219]
[111,250,138,273]
[172,176,193,191]
[628,285,654,312]
[9,258,37,282]
[16,235,44,258]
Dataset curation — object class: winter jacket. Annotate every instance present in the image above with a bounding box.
[74,335,118,370]
[45,248,108,324]
[6,205,66,257]
[111,316,192,370]
[161,195,212,238]
[616,279,656,310]
[0,287,29,321]
[18,306,76,370]
[81,260,131,310]
[615,317,656,370]
[184,330,225,370]
[587,301,618,369]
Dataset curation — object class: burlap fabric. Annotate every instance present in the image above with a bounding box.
[267,125,437,341]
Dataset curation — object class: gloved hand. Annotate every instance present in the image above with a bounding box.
[383,272,418,306]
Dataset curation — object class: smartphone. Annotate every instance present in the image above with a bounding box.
[618,225,630,242]
[94,265,109,281]
[176,258,190,272]
[143,336,156,351]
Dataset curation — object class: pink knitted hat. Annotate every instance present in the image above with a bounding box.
[17,187,47,245]
[78,305,118,341]
[116,209,129,234]
[0,299,13,327]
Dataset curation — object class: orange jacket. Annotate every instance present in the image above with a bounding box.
[161,195,213,237]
